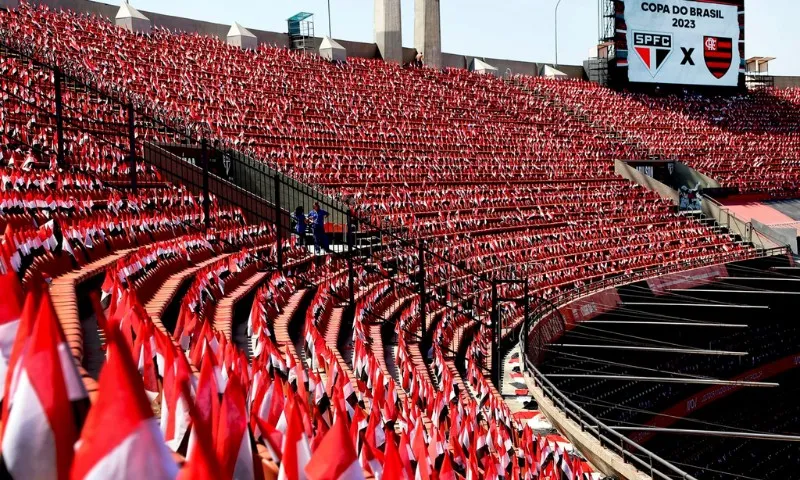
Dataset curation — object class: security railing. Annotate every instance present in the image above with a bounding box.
[521,352,699,480]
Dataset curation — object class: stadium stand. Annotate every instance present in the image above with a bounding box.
[523,76,800,198]
[641,368,800,480]
[0,4,755,307]
[0,2,793,479]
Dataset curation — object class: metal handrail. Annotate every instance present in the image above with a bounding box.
[521,354,698,480]
[515,248,791,479]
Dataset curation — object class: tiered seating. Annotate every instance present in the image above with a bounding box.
[0,4,754,314]
[0,3,781,478]
[524,77,800,198]
[642,368,800,480]
[541,318,800,430]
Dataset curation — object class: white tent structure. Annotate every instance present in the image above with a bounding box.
[319,36,347,63]
[541,65,568,79]
[115,1,151,34]
[227,22,257,50]
[470,58,498,76]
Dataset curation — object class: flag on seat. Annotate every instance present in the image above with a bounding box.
[71,327,178,479]
[305,406,364,480]
[1,292,81,479]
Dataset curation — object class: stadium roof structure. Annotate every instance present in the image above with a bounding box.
[287,12,313,23]
[541,65,568,78]
[319,36,346,62]
[471,58,498,75]
[115,1,148,21]
[227,22,256,39]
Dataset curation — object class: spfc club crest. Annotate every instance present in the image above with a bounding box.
[633,31,673,77]
[703,36,733,79]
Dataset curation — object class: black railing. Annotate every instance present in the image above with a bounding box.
[0,33,513,376]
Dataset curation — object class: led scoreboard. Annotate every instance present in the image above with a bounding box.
[615,0,745,87]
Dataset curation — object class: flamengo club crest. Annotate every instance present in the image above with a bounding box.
[703,36,733,79]
[633,32,673,77]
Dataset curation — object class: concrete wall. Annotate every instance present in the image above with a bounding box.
[673,161,721,189]
[774,76,800,89]
[414,0,441,69]
[615,160,679,204]
[374,0,403,63]
[25,0,586,77]
[751,220,798,254]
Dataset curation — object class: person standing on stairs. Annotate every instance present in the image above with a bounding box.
[309,202,330,254]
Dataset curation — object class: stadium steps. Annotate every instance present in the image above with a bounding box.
[510,77,654,160]
[273,288,310,373]
[50,247,136,401]
[287,288,314,369]
[500,345,537,415]
[325,305,370,410]
[214,270,269,346]
[368,322,408,404]
[144,252,231,338]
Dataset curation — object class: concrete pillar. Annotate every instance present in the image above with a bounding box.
[115,1,151,35]
[374,0,402,64]
[227,22,257,50]
[414,0,441,69]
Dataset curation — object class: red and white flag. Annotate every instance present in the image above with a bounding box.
[305,407,364,480]
[0,267,23,402]
[215,376,254,480]
[71,328,178,479]
[1,292,81,479]
[278,396,311,480]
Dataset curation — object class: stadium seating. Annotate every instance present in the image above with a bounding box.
[641,368,800,480]
[0,3,782,479]
[0,3,754,310]
[540,319,800,430]
[523,76,800,198]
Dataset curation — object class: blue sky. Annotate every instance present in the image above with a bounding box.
[96,0,800,75]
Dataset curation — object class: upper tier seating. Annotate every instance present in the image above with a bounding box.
[0,4,756,319]
[523,77,800,198]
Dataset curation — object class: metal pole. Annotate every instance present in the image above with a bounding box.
[201,138,210,231]
[544,375,778,387]
[555,0,563,66]
[523,279,530,353]
[601,427,800,442]
[127,104,136,193]
[491,280,500,388]
[553,345,747,356]
[347,209,355,307]
[418,240,426,343]
[327,0,332,37]
[274,176,283,271]
[54,68,65,168]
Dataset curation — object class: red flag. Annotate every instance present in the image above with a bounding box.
[1,292,79,479]
[278,395,311,480]
[71,327,178,479]
[305,406,364,480]
[215,376,254,480]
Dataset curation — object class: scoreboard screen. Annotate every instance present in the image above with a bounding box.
[615,0,745,87]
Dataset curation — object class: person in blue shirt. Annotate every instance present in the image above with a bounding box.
[310,202,329,253]
[294,206,306,245]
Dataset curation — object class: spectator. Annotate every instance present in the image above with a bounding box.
[294,206,306,246]
[309,202,329,254]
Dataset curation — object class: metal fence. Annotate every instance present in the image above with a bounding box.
[0,34,518,379]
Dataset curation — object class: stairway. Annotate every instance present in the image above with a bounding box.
[510,77,655,161]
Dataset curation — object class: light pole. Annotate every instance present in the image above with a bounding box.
[327,0,332,37]
[554,0,563,66]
